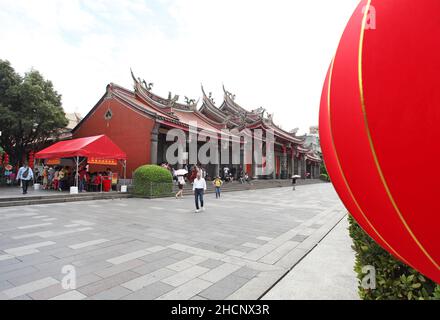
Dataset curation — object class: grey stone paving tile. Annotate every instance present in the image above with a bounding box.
[199,263,242,283]
[11,294,33,300]
[193,242,230,254]
[138,248,181,263]
[2,277,59,299]
[259,241,300,265]
[171,252,193,261]
[77,271,140,297]
[94,259,145,278]
[89,286,132,300]
[199,275,249,300]
[291,235,308,242]
[132,257,180,275]
[190,295,208,300]
[162,265,210,287]
[0,258,21,268]
[121,268,176,291]
[0,280,13,291]
[0,265,40,282]
[231,267,260,280]
[28,283,66,300]
[275,248,309,269]
[75,261,114,277]
[76,273,103,288]
[51,290,87,300]
[8,268,63,286]
[198,259,224,269]
[157,278,213,300]
[226,270,286,300]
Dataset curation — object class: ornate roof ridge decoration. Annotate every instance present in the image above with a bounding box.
[131,69,196,112]
[126,71,312,148]
[221,85,248,115]
[110,83,179,121]
[245,117,305,145]
[200,85,219,110]
[200,85,241,128]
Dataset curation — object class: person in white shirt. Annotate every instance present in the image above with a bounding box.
[17,162,34,195]
[192,172,207,213]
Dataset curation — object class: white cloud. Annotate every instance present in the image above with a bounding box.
[0,0,359,134]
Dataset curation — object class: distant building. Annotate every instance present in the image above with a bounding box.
[58,112,83,140]
[296,127,322,175]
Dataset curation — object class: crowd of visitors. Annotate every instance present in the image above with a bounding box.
[162,162,252,213]
[2,162,116,194]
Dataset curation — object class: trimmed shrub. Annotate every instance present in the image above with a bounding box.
[320,173,330,182]
[348,215,439,300]
[133,165,173,198]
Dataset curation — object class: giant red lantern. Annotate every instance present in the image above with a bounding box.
[319,0,440,283]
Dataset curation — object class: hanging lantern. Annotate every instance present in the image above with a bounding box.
[28,151,35,169]
[319,0,440,283]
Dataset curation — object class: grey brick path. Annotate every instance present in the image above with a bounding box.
[0,183,346,300]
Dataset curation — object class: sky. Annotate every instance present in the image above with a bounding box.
[0,0,360,134]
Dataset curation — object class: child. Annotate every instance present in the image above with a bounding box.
[213,176,223,199]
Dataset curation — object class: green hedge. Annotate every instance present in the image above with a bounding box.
[348,215,440,300]
[133,165,173,198]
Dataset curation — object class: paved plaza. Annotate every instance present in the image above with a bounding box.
[0,183,347,300]
[263,217,358,300]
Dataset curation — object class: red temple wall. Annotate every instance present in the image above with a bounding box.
[73,97,156,178]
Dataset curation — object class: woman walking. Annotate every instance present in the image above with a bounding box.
[291,175,299,191]
[175,175,185,199]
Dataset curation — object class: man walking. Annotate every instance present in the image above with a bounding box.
[17,163,34,194]
[193,172,207,213]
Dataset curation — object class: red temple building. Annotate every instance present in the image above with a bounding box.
[72,71,321,179]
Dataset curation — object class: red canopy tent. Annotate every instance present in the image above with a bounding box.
[35,135,127,186]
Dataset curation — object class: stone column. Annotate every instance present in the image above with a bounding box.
[281,145,288,179]
[214,143,220,178]
[150,123,160,165]
[290,148,295,178]
[301,156,306,179]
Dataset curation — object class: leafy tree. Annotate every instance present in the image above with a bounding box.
[0,59,68,165]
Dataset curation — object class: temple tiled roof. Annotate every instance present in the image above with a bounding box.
[73,71,321,161]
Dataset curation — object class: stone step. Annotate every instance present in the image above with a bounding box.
[0,193,132,208]
[0,180,325,206]
[171,179,324,196]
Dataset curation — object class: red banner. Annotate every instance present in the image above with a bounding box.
[88,158,117,166]
[47,158,61,165]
